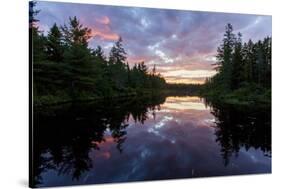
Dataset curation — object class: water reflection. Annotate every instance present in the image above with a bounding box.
[31,95,271,187]
[207,100,271,166]
[32,96,164,187]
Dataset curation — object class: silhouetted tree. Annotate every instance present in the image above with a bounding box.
[204,23,271,104]
[215,23,236,91]
[29,1,40,28]
[32,15,168,106]
[231,32,243,89]
[108,37,128,90]
[109,37,126,64]
[29,1,47,62]
[46,23,64,62]
[61,16,92,47]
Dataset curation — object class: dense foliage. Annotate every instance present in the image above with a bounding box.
[165,83,202,96]
[30,3,166,105]
[203,23,271,105]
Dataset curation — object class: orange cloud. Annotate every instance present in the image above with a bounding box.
[91,29,119,41]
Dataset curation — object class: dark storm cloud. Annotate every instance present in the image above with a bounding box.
[36,1,271,83]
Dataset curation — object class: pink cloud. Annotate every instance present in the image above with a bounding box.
[96,16,110,25]
[91,28,119,41]
[78,15,118,41]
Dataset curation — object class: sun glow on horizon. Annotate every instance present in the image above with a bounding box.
[165,77,206,84]
[36,1,271,85]
[161,69,217,84]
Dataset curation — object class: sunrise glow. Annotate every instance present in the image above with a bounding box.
[36,2,271,84]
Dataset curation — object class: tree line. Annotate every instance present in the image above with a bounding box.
[204,23,271,105]
[30,2,166,105]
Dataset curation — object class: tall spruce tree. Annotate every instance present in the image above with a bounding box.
[216,23,236,90]
[46,23,64,62]
[231,32,244,89]
[108,37,128,90]
[61,17,95,97]
[109,37,127,64]
[29,1,46,62]
[205,23,271,102]
[62,16,92,66]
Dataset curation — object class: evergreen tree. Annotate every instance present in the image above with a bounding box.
[29,1,46,62]
[109,37,126,64]
[108,37,128,90]
[61,17,95,97]
[231,32,243,89]
[92,45,106,62]
[61,17,92,66]
[46,23,64,62]
[29,1,40,28]
[242,39,254,83]
[152,64,156,76]
[263,37,272,88]
[204,23,271,104]
[215,23,236,90]
[61,16,92,47]
[31,15,169,105]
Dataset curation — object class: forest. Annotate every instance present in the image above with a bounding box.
[30,2,271,107]
[203,23,271,106]
[30,2,169,106]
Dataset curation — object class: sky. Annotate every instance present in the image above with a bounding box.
[36,1,272,84]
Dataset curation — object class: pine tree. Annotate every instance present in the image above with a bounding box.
[205,23,271,102]
[61,17,92,65]
[60,17,95,97]
[152,64,156,76]
[61,16,92,47]
[108,37,128,90]
[231,32,244,89]
[263,37,272,88]
[29,1,40,28]
[29,1,46,62]
[92,45,106,62]
[109,37,126,64]
[242,40,254,83]
[46,23,64,62]
[219,23,236,90]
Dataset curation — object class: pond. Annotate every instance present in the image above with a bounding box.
[31,95,271,187]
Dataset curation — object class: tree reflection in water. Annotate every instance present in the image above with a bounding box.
[31,95,165,186]
[205,99,271,166]
[31,95,271,187]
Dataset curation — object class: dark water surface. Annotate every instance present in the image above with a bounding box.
[31,95,271,187]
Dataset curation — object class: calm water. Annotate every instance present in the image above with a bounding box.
[31,95,271,187]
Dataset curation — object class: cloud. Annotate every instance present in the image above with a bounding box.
[162,70,217,79]
[96,16,110,25]
[36,1,272,84]
[91,28,119,41]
